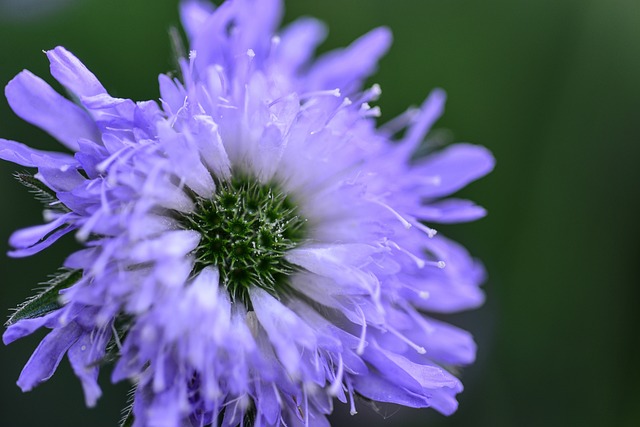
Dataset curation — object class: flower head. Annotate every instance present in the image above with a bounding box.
[1,0,494,426]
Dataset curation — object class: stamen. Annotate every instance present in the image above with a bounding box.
[299,88,341,99]
[388,240,426,269]
[386,325,426,354]
[409,218,438,238]
[370,199,412,229]
[356,305,367,355]
[346,376,357,415]
[328,354,344,396]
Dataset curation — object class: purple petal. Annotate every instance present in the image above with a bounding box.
[5,71,100,151]
[352,373,429,408]
[67,327,111,407]
[250,287,316,373]
[17,322,82,392]
[180,0,216,40]
[8,224,76,258]
[46,46,106,99]
[412,143,495,198]
[400,89,446,155]
[412,198,487,223]
[3,310,63,344]
[306,27,392,92]
[408,317,477,365]
[9,213,73,249]
[275,18,327,73]
[0,138,76,168]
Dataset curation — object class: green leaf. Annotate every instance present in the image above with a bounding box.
[6,270,82,326]
[14,171,69,213]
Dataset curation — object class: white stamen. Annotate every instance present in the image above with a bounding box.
[424,260,446,269]
[300,88,341,99]
[346,376,357,415]
[411,219,438,238]
[388,240,425,268]
[246,48,255,58]
[387,325,426,354]
[328,354,344,396]
[371,199,412,229]
[356,305,367,355]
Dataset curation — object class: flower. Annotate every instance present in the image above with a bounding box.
[1,0,494,426]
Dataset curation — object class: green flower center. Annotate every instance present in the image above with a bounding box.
[183,175,307,302]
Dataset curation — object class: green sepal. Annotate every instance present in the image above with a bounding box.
[120,406,134,427]
[5,269,82,326]
[14,171,69,213]
[119,385,137,427]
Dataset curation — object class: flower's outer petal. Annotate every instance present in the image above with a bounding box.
[408,316,477,366]
[250,287,316,374]
[158,121,216,199]
[351,373,429,408]
[158,74,186,116]
[37,166,86,192]
[5,71,100,151]
[3,310,63,345]
[400,89,446,156]
[254,380,281,425]
[180,0,216,41]
[413,143,495,199]
[46,47,106,99]
[0,138,76,168]
[191,115,232,181]
[67,326,111,407]
[16,322,82,392]
[306,27,392,92]
[129,230,201,264]
[275,18,327,73]
[8,225,76,258]
[413,198,487,223]
[9,212,73,249]
[409,236,486,312]
[234,0,282,62]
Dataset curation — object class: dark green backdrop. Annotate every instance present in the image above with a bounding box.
[1,1,638,426]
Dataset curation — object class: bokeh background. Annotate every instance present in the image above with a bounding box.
[1,0,639,426]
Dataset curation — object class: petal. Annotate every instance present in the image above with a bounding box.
[180,0,216,40]
[16,322,82,392]
[5,71,100,150]
[399,89,446,156]
[46,46,106,99]
[412,143,495,198]
[67,327,111,407]
[412,198,487,223]
[158,121,215,199]
[2,310,63,345]
[352,373,428,408]
[275,18,327,73]
[0,138,76,168]
[9,212,73,249]
[250,288,316,374]
[306,27,392,92]
[8,224,76,258]
[408,316,477,366]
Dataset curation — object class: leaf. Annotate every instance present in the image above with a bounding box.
[14,171,70,213]
[6,269,82,326]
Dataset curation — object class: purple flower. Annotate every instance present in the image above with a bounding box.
[1,0,494,426]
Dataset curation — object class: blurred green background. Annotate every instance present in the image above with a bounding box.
[1,0,639,426]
